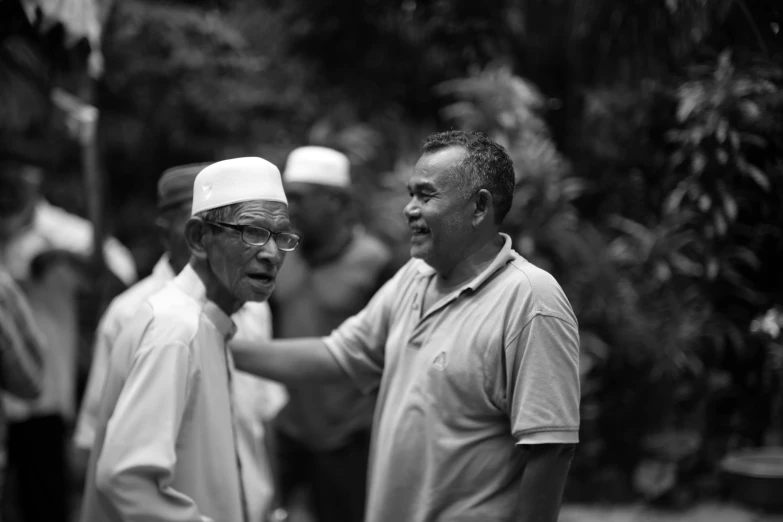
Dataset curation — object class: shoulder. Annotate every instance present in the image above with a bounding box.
[138,284,202,346]
[495,252,577,327]
[101,275,167,330]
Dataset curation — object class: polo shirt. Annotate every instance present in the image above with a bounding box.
[324,233,580,522]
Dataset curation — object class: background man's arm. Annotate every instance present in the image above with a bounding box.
[517,443,574,522]
[0,272,44,398]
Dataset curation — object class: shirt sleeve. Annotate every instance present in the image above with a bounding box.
[505,312,581,444]
[73,313,117,450]
[322,266,401,394]
[95,339,209,522]
[0,272,44,399]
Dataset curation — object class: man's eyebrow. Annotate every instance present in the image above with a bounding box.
[406,180,436,192]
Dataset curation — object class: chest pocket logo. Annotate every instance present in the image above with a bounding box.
[432,351,447,371]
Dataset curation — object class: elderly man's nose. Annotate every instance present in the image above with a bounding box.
[256,238,283,262]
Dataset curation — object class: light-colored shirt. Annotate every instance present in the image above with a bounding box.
[75,255,287,522]
[2,199,137,423]
[324,234,581,522]
[272,229,391,450]
[80,265,253,522]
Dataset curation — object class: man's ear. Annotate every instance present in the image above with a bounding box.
[184,217,209,260]
[472,189,493,228]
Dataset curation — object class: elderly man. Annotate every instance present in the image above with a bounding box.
[271,146,393,522]
[80,157,300,522]
[74,163,288,522]
[234,131,581,522]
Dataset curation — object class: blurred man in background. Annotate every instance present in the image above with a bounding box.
[0,161,45,507]
[75,162,288,522]
[0,158,136,522]
[271,146,394,522]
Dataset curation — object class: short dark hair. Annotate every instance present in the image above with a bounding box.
[421,130,515,224]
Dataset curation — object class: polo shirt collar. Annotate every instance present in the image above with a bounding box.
[416,233,515,295]
[173,264,237,340]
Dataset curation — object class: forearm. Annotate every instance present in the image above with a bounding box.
[517,443,574,522]
[231,337,349,386]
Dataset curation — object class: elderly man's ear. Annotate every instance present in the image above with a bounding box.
[184,218,209,260]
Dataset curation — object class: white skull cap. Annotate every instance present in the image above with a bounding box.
[191,157,287,216]
[283,146,351,188]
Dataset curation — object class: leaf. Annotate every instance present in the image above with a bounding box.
[722,193,738,221]
[664,184,688,215]
[715,119,728,143]
[698,194,711,212]
[707,257,720,280]
[633,460,677,498]
[746,165,771,191]
[713,211,727,236]
[691,152,707,175]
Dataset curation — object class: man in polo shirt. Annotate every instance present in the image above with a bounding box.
[271,146,393,522]
[233,131,580,522]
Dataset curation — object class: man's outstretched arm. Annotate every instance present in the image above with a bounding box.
[231,337,348,386]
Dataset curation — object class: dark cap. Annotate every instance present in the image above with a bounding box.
[157,163,212,211]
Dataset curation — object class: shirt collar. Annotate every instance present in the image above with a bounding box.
[152,253,175,280]
[173,264,237,340]
[416,233,515,294]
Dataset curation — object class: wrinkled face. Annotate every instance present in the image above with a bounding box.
[403,146,475,273]
[202,200,291,302]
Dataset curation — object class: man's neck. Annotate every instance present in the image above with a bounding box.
[434,233,504,291]
[302,225,354,266]
[189,260,244,316]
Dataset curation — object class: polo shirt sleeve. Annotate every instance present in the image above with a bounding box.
[505,311,580,444]
[323,268,400,394]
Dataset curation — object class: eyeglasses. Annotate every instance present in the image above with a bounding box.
[205,221,300,251]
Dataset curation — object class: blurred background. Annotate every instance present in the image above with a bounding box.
[1,0,783,520]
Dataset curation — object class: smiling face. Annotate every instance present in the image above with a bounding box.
[201,200,291,303]
[403,146,477,274]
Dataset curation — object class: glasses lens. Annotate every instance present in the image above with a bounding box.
[276,233,300,251]
[242,226,272,245]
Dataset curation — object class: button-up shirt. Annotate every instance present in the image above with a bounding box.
[80,265,252,522]
[76,255,286,522]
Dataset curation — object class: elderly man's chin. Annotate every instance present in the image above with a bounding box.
[240,277,276,302]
